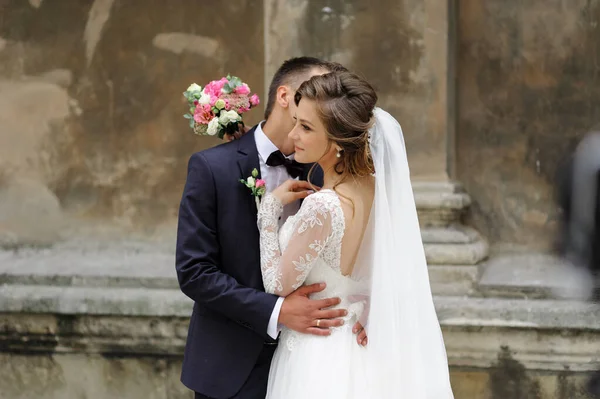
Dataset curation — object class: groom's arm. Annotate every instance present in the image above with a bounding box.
[176,152,278,339]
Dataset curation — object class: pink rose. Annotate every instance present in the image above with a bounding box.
[255,179,265,188]
[234,84,250,95]
[203,82,214,96]
[238,106,250,113]
[249,94,260,107]
[217,77,228,88]
[204,79,227,97]
[193,104,214,124]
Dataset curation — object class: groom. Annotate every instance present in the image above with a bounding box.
[176,57,365,399]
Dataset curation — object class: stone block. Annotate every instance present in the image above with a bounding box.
[0,353,190,399]
[478,253,595,300]
[0,295,597,398]
[428,265,478,296]
[450,370,490,399]
[425,239,489,265]
[0,285,192,317]
[0,240,177,289]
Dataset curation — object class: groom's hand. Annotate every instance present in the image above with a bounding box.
[279,283,347,336]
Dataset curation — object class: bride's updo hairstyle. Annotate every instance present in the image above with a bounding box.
[294,71,377,182]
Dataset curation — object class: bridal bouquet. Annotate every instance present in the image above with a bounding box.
[183,75,260,140]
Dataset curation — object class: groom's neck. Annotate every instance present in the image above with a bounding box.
[262,116,294,156]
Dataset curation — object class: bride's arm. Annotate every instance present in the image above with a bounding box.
[257,193,333,297]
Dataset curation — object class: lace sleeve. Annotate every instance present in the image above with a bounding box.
[257,193,334,296]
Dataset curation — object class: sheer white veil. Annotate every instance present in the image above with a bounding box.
[353,108,454,397]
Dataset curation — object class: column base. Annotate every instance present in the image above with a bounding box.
[414,181,489,296]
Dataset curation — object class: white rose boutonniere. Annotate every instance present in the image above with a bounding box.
[240,168,266,209]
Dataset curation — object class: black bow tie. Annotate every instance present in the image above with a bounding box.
[266,151,304,178]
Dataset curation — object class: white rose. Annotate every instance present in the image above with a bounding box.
[246,176,255,186]
[198,92,211,105]
[219,110,242,125]
[187,83,202,92]
[206,117,220,136]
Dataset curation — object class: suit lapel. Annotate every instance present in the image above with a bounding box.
[237,127,261,215]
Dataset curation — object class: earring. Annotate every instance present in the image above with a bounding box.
[336,150,341,158]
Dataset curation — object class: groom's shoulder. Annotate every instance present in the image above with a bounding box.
[189,125,257,166]
[189,142,237,170]
[192,139,238,164]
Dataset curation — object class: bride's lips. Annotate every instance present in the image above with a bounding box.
[294,146,304,152]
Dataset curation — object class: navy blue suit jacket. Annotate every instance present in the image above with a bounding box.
[176,127,322,398]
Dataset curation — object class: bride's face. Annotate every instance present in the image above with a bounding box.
[289,99,338,165]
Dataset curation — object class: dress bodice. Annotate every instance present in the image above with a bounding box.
[258,190,368,350]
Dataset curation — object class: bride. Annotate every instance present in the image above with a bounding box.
[257,71,454,398]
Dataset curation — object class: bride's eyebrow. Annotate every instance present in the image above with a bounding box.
[298,118,314,127]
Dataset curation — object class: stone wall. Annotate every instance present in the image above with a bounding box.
[0,0,459,248]
[456,0,600,250]
[0,0,264,246]
[266,0,454,181]
[0,296,598,399]
[2,1,600,250]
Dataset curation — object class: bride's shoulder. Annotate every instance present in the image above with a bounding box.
[300,190,340,213]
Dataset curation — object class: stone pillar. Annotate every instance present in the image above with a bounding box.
[265,0,455,180]
[265,0,488,295]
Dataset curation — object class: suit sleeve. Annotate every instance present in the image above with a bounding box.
[176,152,278,339]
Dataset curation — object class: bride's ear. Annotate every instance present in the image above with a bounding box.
[276,85,292,108]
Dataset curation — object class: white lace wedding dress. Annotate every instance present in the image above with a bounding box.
[257,109,454,398]
[258,190,370,398]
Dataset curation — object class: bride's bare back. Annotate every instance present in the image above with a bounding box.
[334,176,375,276]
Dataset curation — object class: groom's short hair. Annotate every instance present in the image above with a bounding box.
[264,57,348,120]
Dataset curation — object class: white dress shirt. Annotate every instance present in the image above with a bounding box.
[255,122,301,225]
[255,122,300,339]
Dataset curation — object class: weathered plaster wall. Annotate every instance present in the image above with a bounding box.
[0,0,264,246]
[3,0,600,253]
[456,0,600,250]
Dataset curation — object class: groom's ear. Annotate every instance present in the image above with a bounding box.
[276,85,292,109]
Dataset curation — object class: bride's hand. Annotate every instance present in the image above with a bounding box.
[271,179,315,206]
[353,322,368,346]
[223,124,250,142]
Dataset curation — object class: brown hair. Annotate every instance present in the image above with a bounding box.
[294,71,377,186]
[264,58,349,120]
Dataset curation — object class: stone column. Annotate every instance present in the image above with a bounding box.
[265,0,455,180]
[265,0,488,296]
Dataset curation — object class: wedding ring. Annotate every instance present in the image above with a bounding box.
[316,319,321,327]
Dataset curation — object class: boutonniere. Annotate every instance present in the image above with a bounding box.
[240,168,266,209]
